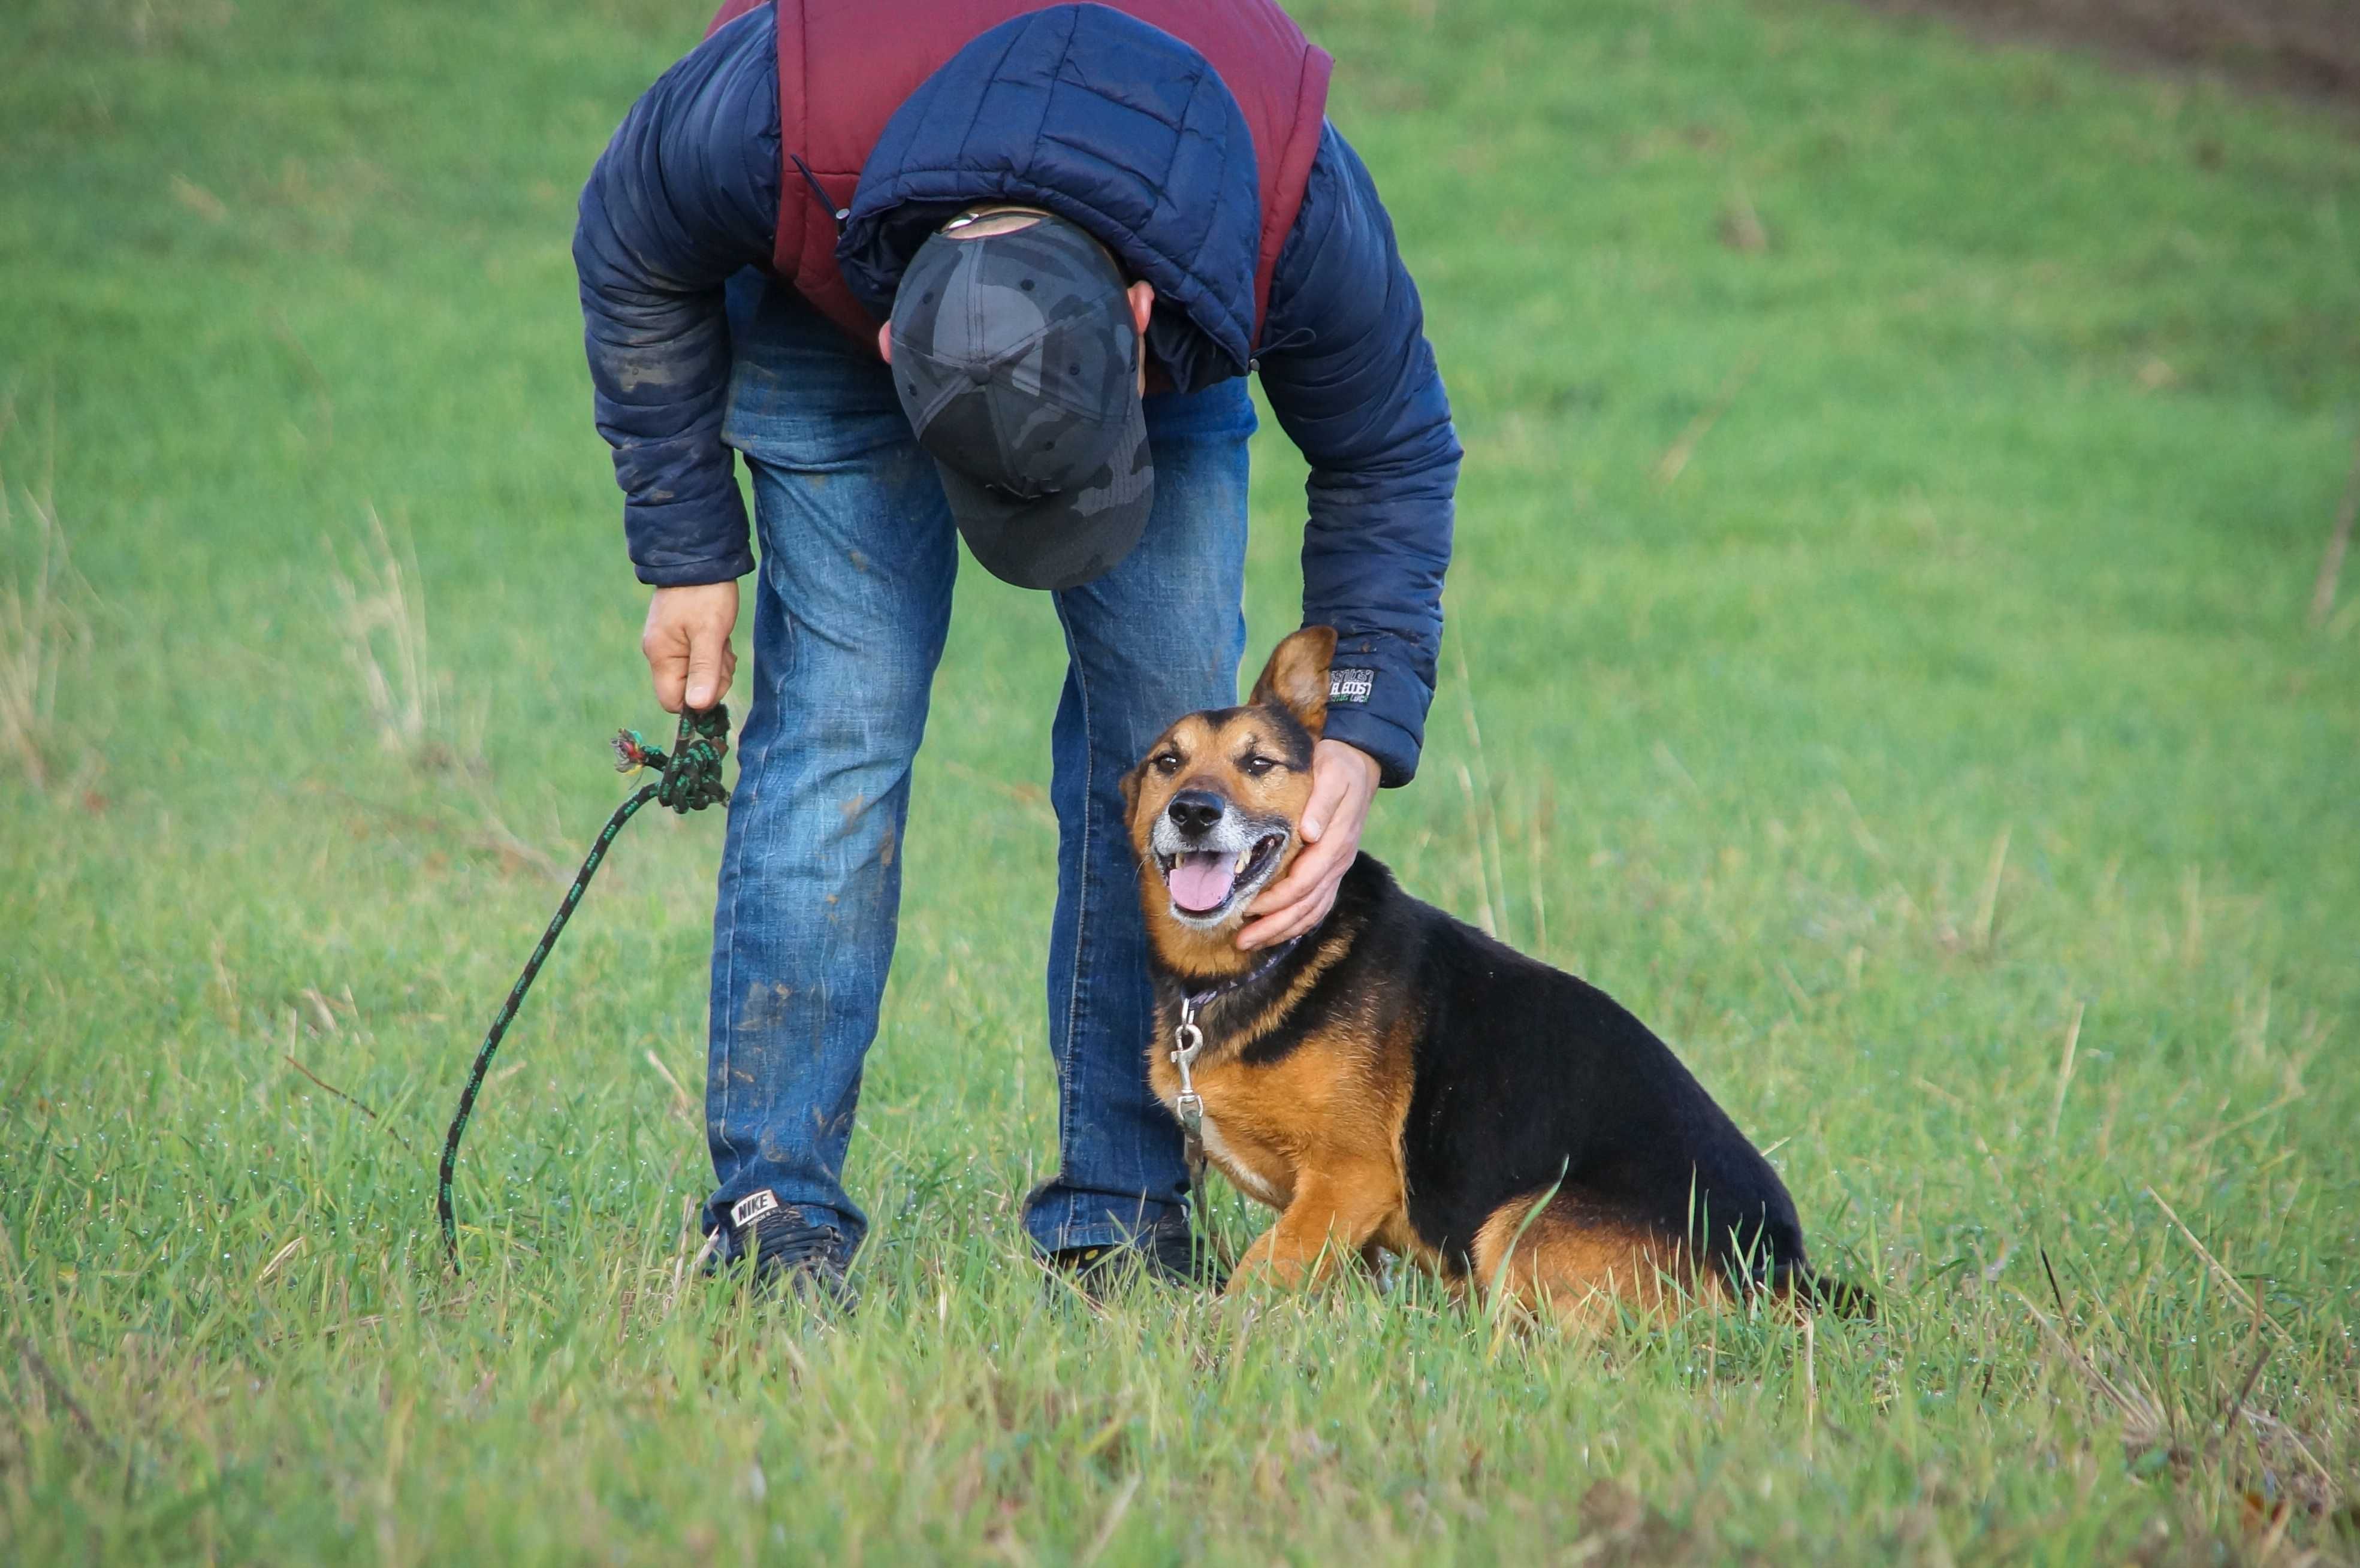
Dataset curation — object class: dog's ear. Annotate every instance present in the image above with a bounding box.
[1248,626,1337,739]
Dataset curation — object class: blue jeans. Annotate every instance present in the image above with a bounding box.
[705,282,1253,1258]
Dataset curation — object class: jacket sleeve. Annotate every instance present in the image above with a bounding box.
[572,6,781,586]
[1256,123,1461,787]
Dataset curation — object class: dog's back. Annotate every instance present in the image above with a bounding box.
[1316,855,1847,1313]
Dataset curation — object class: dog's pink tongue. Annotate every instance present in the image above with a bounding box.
[1169,850,1239,913]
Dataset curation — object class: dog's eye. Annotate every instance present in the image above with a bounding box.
[1241,754,1275,777]
[1152,752,1182,774]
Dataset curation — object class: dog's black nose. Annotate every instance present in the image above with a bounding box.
[1166,790,1224,836]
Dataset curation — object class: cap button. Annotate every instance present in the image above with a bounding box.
[966,362,992,387]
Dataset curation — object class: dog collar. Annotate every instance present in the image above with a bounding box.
[1181,935,1303,1019]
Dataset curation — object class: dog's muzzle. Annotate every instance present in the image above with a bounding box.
[1149,793,1290,926]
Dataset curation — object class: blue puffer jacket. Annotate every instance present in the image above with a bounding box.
[575,3,1460,783]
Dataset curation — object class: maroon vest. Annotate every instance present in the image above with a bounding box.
[707,0,1331,353]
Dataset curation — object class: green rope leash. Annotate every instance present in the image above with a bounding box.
[436,704,732,1273]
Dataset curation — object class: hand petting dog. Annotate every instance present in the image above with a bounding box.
[1238,738,1380,951]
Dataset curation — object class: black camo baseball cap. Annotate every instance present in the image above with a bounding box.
[889,212,1151,591]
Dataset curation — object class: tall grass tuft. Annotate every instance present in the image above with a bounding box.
[327,505,449,765]
[324,507,559,875]
[0,415,90,794]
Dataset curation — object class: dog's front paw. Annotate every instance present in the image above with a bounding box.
[1221,1229,1278,1298]
[1221,1229,1339,1296]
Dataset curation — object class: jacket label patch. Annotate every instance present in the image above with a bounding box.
[1329,667,1375,705]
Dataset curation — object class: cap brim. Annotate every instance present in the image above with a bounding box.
[932,391,1154,591]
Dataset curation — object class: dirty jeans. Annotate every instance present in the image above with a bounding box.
[703,281,1252,1258]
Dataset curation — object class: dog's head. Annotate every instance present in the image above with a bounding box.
[1122,627,1336,943]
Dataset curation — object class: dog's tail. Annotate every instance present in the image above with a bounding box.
[1699,1203,1877,1319]
[1773,1263,1878,1319]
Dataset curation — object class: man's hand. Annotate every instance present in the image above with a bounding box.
[1238,739,1382,951]
[642,581,739,713]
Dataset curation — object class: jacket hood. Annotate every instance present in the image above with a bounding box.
[837,4,1262,393]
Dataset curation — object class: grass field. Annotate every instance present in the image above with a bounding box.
[5,0,2359,1560]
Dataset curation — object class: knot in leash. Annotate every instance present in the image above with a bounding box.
[437,705,732,1273]
[613,702,732,814]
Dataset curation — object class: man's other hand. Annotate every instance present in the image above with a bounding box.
[1238,739,1382,951]
[642,581,740,713]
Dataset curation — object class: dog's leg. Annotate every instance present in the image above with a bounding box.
[1227,1164,1396,1294]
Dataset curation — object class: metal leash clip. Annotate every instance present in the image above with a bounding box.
[1170,998,1208,1140]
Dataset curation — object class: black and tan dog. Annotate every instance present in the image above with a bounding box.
[1122,627,1870,1325]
